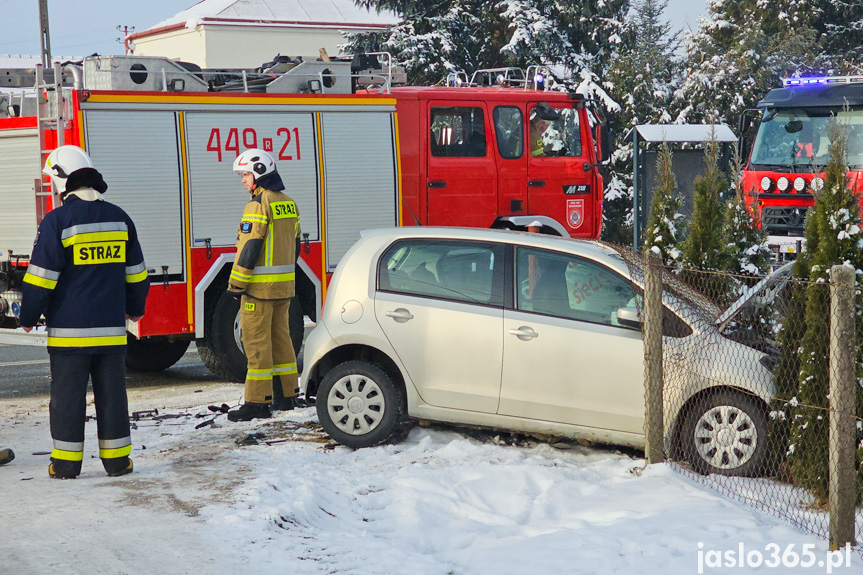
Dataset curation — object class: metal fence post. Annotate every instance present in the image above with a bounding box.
[644,250,664,464]
[828,264,856,550]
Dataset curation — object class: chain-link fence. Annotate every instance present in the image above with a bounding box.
[618,247,863,551]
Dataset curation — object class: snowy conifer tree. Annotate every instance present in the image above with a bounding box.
[347,1,627,91]
[602,0,680,245]
[722,146,769,278]
[645,143,684,265]
[786,118,863,503]
[674,0,821,126]
[682,139,728,272]
[823,0,863,72]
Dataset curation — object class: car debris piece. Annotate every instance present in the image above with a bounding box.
[236,432,266,446]
[195,418,216,429]
[131,409,158,421]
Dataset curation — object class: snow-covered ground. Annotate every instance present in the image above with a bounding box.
[1,382,861,575]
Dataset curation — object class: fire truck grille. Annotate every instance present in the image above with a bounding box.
[762,206,809,235]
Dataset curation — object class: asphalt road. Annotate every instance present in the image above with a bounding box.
[0,323,313,399]
[0,342,220,399]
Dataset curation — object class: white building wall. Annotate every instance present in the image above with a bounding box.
[132,28,209,66]
[134,24,368,69]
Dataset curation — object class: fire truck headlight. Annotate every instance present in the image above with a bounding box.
[793,177,806,192]
[811,176,825,193]
[777,176,790,192]
[760,176,772,191]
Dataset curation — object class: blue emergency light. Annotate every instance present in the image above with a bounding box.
[783,75,863,87]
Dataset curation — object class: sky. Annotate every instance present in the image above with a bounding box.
[1,0,709,59]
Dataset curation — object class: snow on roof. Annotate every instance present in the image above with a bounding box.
[634,124,738,143]
[148,0,400,30]
[0,54,82,68]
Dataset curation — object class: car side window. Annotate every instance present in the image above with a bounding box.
[516,247,635,327]
[378,239,504,306]
[430,107,487,158]
[493,106,524,159]
[528,106,582,158]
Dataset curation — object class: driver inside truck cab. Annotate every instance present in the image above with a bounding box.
[794,120,815,159]
[529,110,552,157]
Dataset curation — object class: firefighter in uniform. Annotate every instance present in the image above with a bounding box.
[226,149,302,422]
[19,145,150,479]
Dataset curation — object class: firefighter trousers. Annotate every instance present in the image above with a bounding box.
[240,295,299,403]
[49,352,132,477]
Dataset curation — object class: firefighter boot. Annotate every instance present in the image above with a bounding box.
[105,457,133,477]
[0,448,14,465]
[227,402,272,422]
[270,377,302,412]
[48,458,80,479]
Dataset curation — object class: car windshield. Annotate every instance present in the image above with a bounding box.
[614,251,722,323]
[749,106,863,171]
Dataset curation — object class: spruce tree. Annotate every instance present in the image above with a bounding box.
[347,0,628,89]
[786,117,863,503]
[723,145,770,278]
[682,139,728,265]
[602,0,680,245]
[645,143,684,265]
[674,0,821,126]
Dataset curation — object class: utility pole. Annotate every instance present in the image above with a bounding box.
[38,0,52,68]
[117,25,135,54]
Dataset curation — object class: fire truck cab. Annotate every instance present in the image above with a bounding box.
[741,76,863,260]
[0,54,610,381]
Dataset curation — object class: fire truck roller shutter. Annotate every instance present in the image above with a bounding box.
[84,111,185,277]
[320,112,398,271]
[0,130,40,257]
[184,112,320,248]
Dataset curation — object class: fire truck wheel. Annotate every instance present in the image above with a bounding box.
[199,291,248,383]
[125,336,191,372]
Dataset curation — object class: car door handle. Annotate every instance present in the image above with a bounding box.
[508,326,538,340]
[385,308,414,322]
[427,181,447,188]
[528,180,546,187]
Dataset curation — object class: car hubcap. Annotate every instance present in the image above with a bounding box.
[327,374,385,435]
[693,405,758,470]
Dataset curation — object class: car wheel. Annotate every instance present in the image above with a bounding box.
[681,390,768,477]
[316,360,403,448]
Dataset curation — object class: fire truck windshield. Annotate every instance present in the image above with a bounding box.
[750,107,863,171]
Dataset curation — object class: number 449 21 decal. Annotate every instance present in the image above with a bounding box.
[206,127,301,162]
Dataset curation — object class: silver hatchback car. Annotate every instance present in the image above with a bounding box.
[302,227,782,476]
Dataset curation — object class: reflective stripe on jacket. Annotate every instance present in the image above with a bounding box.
[229,187,301,300]
[19,192,150,354]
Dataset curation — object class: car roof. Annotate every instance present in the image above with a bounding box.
[358,227,630,273]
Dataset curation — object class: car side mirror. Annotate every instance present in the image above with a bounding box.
[616,307,641,330]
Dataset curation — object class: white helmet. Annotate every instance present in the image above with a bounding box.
[43,145,94,195]
[232,148,276,180]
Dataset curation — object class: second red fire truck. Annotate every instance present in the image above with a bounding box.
[741,76,863,260]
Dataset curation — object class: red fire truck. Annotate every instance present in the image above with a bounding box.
[740,76,863,260]
[0,55,610,381]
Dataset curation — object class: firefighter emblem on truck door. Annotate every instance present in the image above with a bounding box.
[566,199,584,229]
